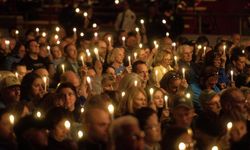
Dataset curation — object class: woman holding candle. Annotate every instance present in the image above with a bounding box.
[117,86,148,116]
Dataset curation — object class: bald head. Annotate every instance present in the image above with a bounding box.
[60,71,80,87]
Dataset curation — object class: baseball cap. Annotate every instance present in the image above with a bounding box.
[0,76,20,90]
[199,89,217,104]
[173,95,193,109]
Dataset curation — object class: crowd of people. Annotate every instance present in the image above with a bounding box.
[0,1,249,150]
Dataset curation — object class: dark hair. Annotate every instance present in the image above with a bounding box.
[56,82,77,96]
[204,50,221,66]
[235,73,249,88]
[231,47,246,62]
[45,107,72,130]
[63,44,74,55]
[132,60,147,73]
[196,35,209,46]
[26,39,37,50]
[134,107,156,130]
[20,72,42,101]
[160,70,180,91]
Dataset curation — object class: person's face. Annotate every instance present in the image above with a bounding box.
[31,78,44,98]
[53,119,70,142]
[204,95,221,114]
[126,36,138,48]
[167,79,181,95]
[0,113,13,140]
[51,46,62,59]
[29,41,40,54]
[125,123,145,150]
[231,90,247,113]
[66,45,77,60]
[136,64,149,82]
[88,109,110,142]
[144,114,161,144]
[182,46,193,63]
[213,57,221,68]
[138,49,148,62]
[230,121,247,142]
[16,65,27,80]
[173,107,194,128]
[115,49,125,64]
[162,54,172,66]
[153,90,164,108]
[102,80,114,91]
[98,41,107,57]
[39,46,48,58]
[106,67,116,79]
[18,45,26,58]
[60,88,76,111]
[205,75,219,89]
[133,92,148,111]
[4,85,20,103]
[235,56,246,72]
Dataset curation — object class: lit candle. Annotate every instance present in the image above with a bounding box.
[149,88,154,102]
[43,76,47,92]
[197,44,202,50]
[9,114,15,125]
[128,56,131,66]
[186,93,191,99]
[75,8,80,13]
[211,146,219,150]
[227,121,233,132]
[47,46,51,55]
[54,34,59,41]
[134,80,138,87]
[162,19,167,24]
[86,49,91,57]
[187,128,193,136]
[80,107,84,113]
[122,36,126,47]
[92,23,97,28]
[108,36,112,46]
[164,95,168,109]
[135,27,140,33]
[64,120,71,130]
[35,27,39,34]
[108,104,115,120]
[242,49,245,54]
[174,56,178,66]
[86,76,92,90]
[140,19,144,25]
[80,32,84,37]
[35,110,42,118]
[73,27,77,36]
[5,40,10,50]
[83,12,88,18]
[80,56,84,66]
[178,142,186,150]
[223,45,226,55]
[172,42,176,51]
[203,46,207,57]
[94,32,98,40]
[155,70,158,84]
[121,91,125,98]
[94,48,100,61]
[61,64,65,73]
[139,43,143,49]
[42,32,46,37]
[230,70,234,82]
[166,32,169,37]
[134,52,137,60]
[15,72,19,79]
[182,68,185,79]
[15,30,19,35]
[115,0,119,4]
[55,26,60,32]
[56,40,60,45]
[78,130,83,139]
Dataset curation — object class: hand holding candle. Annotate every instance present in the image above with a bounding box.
[108,104,115,120]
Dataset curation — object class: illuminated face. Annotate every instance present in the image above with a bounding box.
[51,46,62,59]
[136,64,149,82]
[182,46,193,63]
[162,54,172,67]
[114,48,125,64]
[29,41,40,54]
[153,90,164,108]
[59,88,76,111]
[31,78,44,99]
[235,56,246,72]
[204,94,221,114]
[53,119,70,142]
[0,113,13,140]
[133,92,148,111]
[230,121,247,142]
[66,45,78,60]
[173,107,194,128]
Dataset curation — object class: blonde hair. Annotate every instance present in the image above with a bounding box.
[117,86,147,116]
[107,47,124,64]
[118,73,143,91]
[153,50,173,66]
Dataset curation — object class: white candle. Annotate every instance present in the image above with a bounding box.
[35,27,39,33]
[55,26,60,32]
[242,49,245,54]
[92,23,97,28]
[182,68,186,79]
[61,64,65,73]
[75,8,80,13]
[73,27,77,36]
[83,12,88,18]
[140,19,144,24]
[122,36,126,46]
[9,114,15,125]
[134,52,137,60]
[223,45,226,55]
[230,70,234,82]
[227,121,233,132]
[197,44,202,50]
[128,56,131,66]
[186,93,191,99]
[203,46,207,57]
[43,76,47,92]
[134,80,138,87]
[94,48,100,61]
[211,146,219,150]
[162,19,166,24]
[139,43,143,49]
[121,91,125,98]
[47,46,51,55]
[80,56,84,66]
[94,32,98,40]
[56,40,60,45]
[15,30,19,35]
[174,56,178,66]
[164,95,168,109]
[115,0,119,4]
[64,120,71,130]
[108,104,115,120]
[155,70,158,83]
[80,106,84,113]
[42,32,46,37]
[80,32,84,37]
[149,88,154,102]
[86,76,92,90]
[135,27,140,33]
[108,36,112,46]
[15,72,19,79]
[36,111,42,118]
[166,32,169,37]
[172,42,176,51]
